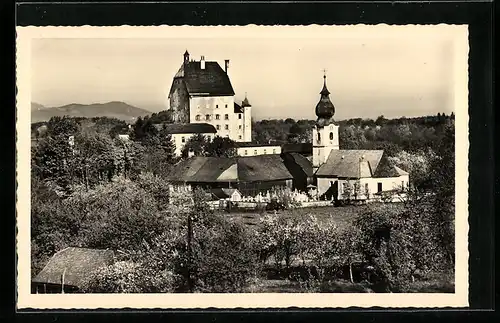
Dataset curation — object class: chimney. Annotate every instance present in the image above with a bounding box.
[200,55,205,70]
[225,59,229,73]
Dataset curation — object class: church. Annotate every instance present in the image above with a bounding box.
[311,73,409,201]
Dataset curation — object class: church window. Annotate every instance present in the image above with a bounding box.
[195,115,201,121]
[215,114,220,120]
[205,114,210,121]
[216,125,221,130]
[238,114,242,119]
[225,124,229,130]
[317,133,321,142]
[224,114,229,120]
[329,132,334,140]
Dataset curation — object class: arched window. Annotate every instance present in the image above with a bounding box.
[329,132,334,140]
[195,115,201,121]
[215,114,220,120]
[317,133,321,142]
[205,114,210,121]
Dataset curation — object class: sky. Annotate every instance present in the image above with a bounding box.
[31,26,465,120]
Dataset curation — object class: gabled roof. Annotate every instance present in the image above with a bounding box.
[153,123,217,134]
[170,61,235,97]
[32,247,114,288]
[234,102,244,113]
[166,155,293,183]
[288,152,314,177]
[315,150,384,178]
[282,143,313,155]
[237,155,293,182]
[211,188,240,199]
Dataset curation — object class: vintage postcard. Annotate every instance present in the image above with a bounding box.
[16,25,469,309]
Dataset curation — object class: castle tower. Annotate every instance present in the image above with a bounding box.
[242,93,252,142]
[312,72,339,171]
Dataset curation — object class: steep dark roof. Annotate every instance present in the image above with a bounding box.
[234,102,244,113]
[171,61,235,97]
[282,143,313,155]
[289,152,314,177]
[236,142,281,148]
[153,123,217,134]
[166,155,292,183]
[32,247,115,288]
[315,150,384,178]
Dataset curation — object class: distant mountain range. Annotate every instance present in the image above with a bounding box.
[31,101,152,123]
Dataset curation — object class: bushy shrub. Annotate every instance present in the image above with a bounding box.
[80,261,177,293]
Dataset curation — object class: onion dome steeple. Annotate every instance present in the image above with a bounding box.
[315,72,336,127]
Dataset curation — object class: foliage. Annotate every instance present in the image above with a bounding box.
[81,261,177,293]
[181,135,237,158]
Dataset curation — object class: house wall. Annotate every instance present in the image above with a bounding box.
[169,79,190,123]
[312,123,339,169]
[243,106,252,142]
[189,96,238,140]
[236,145,281,157]
[170,132,216,156]
[317,174,409,200]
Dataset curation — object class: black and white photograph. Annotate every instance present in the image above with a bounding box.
[16,25,469,308]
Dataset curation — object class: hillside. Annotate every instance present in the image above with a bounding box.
[31,101,151,122]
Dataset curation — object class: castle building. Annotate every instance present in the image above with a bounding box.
[168,50,252,142]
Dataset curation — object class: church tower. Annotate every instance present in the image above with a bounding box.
[312,72,339,171]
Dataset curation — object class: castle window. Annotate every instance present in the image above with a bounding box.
[225,124,229,130]
[225,104,228,108]
[195,115,201,121]
[238,135,242,139]
[215,114,220,120]
[329,132,334,140]
[239,125,242,130]
[216,104,219,109]
[205,114,210,121]
[216,125,221,130]
[238,114,242,119]
[224,114,229,120]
